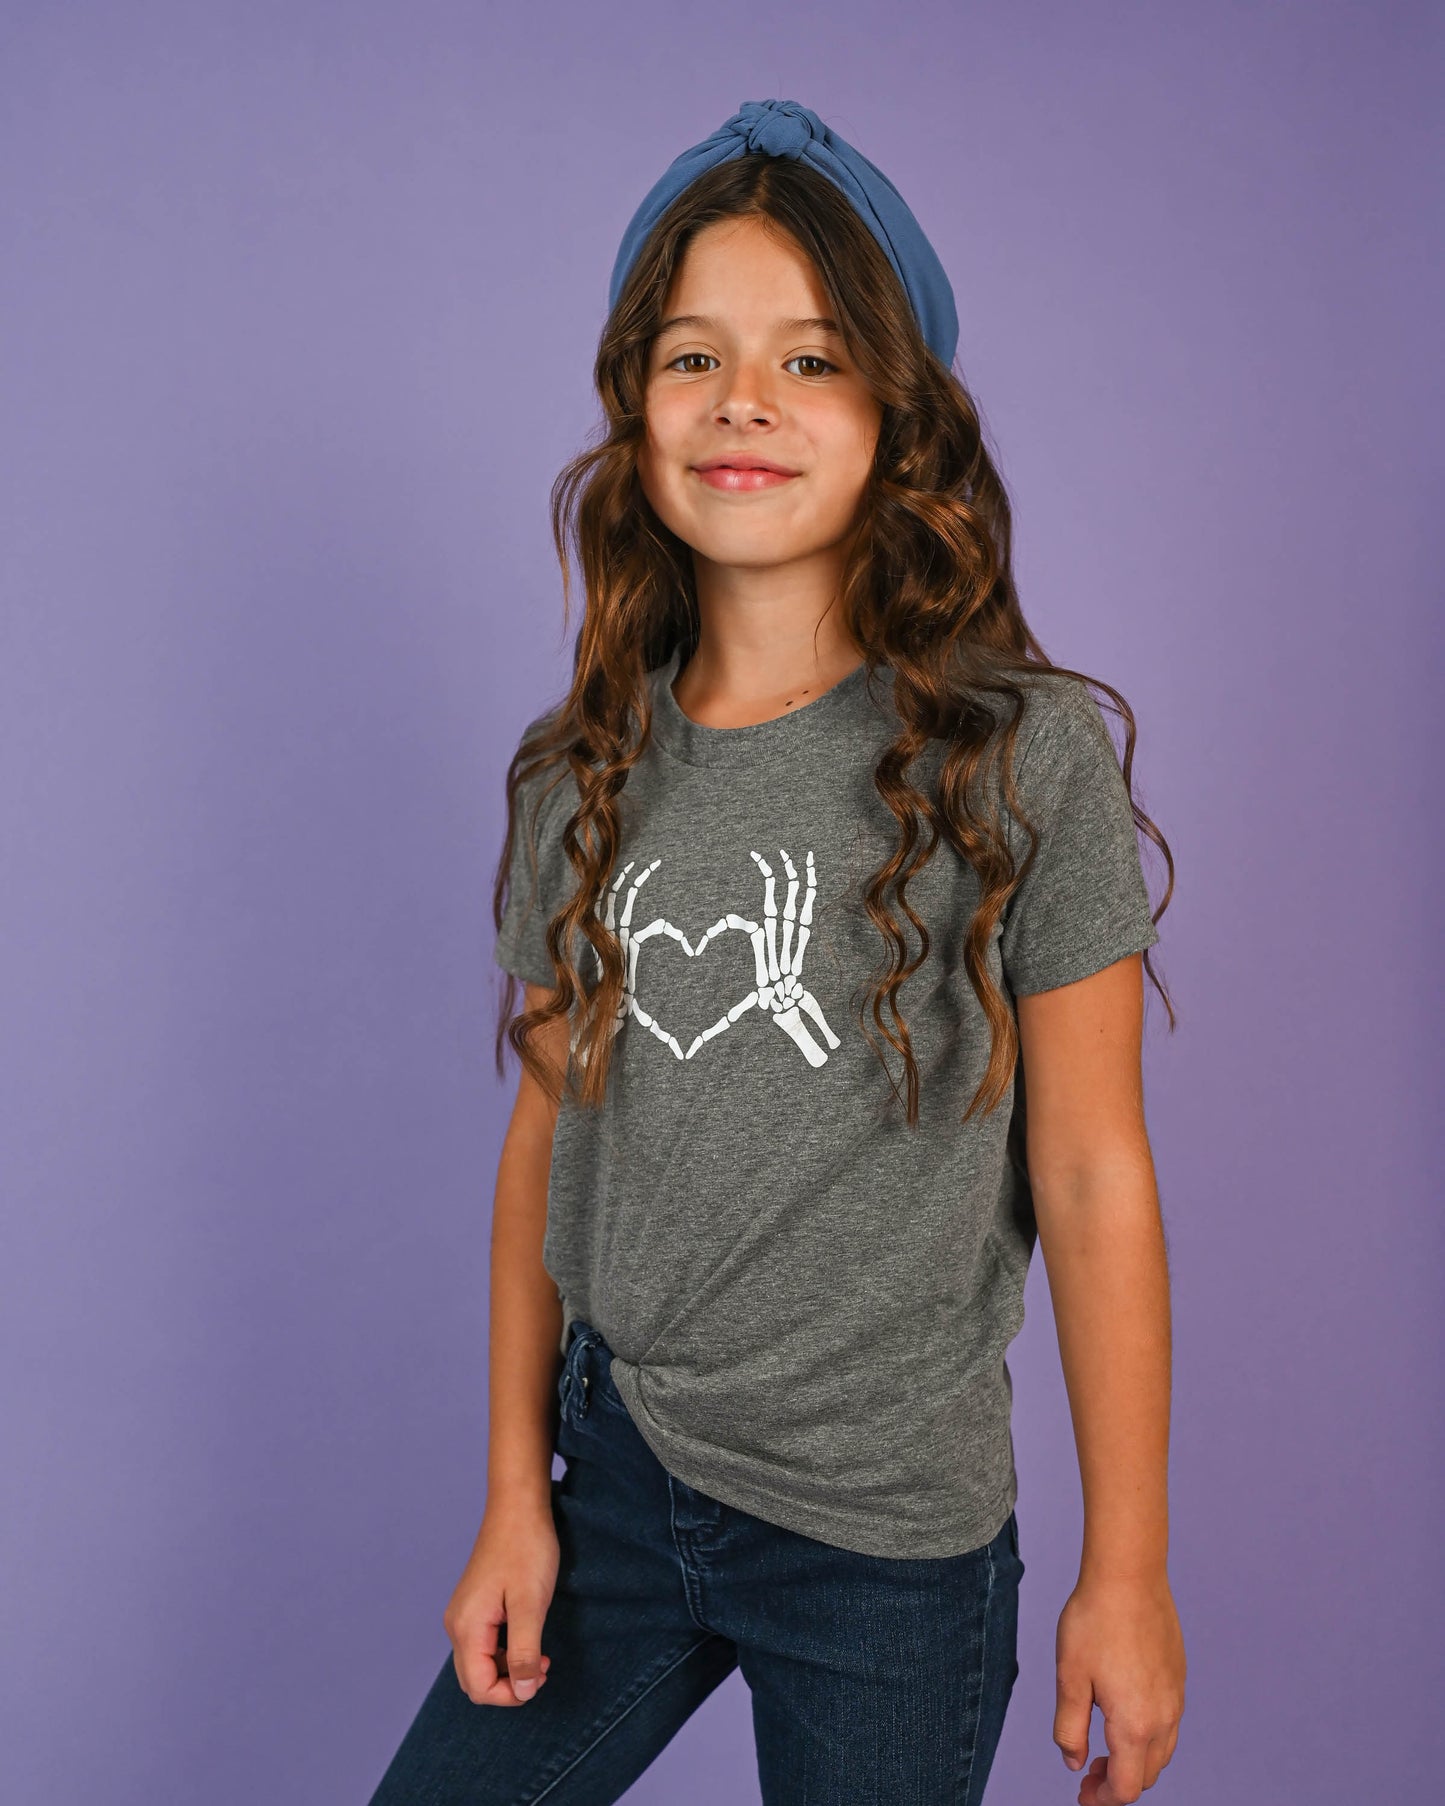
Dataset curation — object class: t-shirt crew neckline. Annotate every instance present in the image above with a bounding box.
[648,645,878,769]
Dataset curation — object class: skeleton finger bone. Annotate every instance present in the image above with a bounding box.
[745,848,839,1065]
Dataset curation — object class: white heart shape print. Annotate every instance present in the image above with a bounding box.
[572,847,842,1069]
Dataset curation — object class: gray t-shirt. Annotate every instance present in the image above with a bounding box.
[494,646,1159,1559]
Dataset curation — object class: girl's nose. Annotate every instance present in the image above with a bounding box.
[713,362,777,427]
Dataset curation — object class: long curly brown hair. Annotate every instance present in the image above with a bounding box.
[492,152,1175,1125]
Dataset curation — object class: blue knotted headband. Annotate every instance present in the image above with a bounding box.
[607,98,959,370]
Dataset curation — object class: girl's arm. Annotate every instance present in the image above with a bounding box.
[485,983,570,1520]
[1017,951,1185,1805]
[441,984,568,1710]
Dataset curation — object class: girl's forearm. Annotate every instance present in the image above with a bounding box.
[1034,1158,1173,1585]
[485,1119,564,1519]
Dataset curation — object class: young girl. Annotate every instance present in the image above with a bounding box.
[371,99,1186,1806]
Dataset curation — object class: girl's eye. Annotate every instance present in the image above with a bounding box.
[662,353,838,377]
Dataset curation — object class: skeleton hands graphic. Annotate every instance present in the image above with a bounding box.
[570,847,842,1070]
[737,849,844,1066]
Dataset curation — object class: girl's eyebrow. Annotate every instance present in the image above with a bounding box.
[655,313,842,338]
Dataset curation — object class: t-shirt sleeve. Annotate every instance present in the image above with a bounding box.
[493,715,577,990]
[998,676,1160,996]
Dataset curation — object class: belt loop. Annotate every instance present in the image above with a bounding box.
[558,1320,596,1426]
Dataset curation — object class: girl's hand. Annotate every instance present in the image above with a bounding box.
[443,1497,560,1706]
[1053,1569,1186,1803]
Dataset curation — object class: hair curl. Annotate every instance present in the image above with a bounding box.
[493,153,1174,1125]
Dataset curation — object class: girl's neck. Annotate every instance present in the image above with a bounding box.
[671,628,866,732]
[679,537,866,726]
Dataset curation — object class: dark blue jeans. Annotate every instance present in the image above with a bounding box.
[369,1320,1023,1804]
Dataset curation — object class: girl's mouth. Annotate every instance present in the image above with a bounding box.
[692,465,799,492]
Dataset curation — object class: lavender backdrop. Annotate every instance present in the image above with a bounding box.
[2,4,1439,1802]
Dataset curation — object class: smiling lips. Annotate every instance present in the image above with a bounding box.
[692,455,800,492]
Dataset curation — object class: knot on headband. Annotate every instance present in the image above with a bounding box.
[728,98,823,159]
[607,98,959,369]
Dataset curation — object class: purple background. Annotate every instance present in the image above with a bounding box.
[2,4,1439,1801]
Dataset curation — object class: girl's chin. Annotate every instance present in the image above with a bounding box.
[689,541,829,571]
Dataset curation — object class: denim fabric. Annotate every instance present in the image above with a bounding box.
[369,1321,1023,1804]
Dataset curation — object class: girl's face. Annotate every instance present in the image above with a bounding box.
[636,216,884,576]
